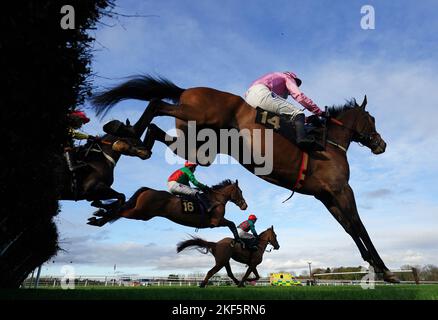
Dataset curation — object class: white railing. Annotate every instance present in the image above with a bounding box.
[21,275,273,288]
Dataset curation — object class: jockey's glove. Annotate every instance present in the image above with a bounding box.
[87,135,100,142]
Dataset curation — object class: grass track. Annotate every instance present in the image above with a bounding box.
[1,285,438,300]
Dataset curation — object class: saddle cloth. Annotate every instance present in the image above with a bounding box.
[175,194,207,215]
[254,107,326,147]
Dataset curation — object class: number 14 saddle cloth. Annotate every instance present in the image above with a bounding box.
[254,107,326,147]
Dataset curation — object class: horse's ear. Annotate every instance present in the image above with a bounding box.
[235,179,238,186]
[271,225,274,230]
[360,95,367,110]
[125,118,131,126]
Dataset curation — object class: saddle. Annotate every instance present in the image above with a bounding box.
[254,107,327,149]
[176,194,207,216]
[240,238,259,252]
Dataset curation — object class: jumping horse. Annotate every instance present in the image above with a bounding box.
[91,75,398,282]
[87,179,248,240]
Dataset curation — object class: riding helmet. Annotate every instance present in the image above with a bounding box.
[68,110,90,124]
[248,214,257,221]
[184,161,197,167]
[283,71,302,87]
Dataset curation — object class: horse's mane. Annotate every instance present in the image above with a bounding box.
[259,227,272,238]
[327,98,359,117]
[211,179,233,190]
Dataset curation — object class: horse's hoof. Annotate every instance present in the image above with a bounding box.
[237,283,245,288]
[93,209,107,217]
[90,200,103,208]
[199,282,206,288]
[87,217,98,225]
[383,271,400,283]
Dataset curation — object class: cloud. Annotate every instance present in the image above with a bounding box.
[52,1,438,277]
[364,188,392,198]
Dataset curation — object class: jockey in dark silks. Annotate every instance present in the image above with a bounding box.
[65,110,99,172]
[238,214,259,251]
[167,161,213,212]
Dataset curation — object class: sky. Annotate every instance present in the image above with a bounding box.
[44,0,438,278]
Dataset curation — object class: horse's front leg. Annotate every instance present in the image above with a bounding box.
[246,267,261,282]
[317,184,399,283]
[238,266,254,288]
[85,183,125,226]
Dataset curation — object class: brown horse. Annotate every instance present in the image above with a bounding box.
[91,75,398,283]
[177,226,280,287]
[87,179,248,239]
[59,117,150,209]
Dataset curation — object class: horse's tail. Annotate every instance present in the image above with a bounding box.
[177,237,216,254]
[91,75,185,118]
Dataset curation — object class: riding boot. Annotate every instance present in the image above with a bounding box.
[64,151,76,172]
[195,193,214,213]
[293,114,324,151]
[250,238,259,251]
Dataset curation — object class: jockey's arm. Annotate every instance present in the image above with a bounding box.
[182,168,208,190]
[70,129,90,140]
[285,77,323,116]
[249,220,258,237]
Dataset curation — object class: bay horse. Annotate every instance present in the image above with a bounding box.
[59,116,150,208]
[86,180,247,240]
[177,226,280,287]
[91,75,398,283]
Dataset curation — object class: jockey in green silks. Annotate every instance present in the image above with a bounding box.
[167,161,213,212]
[65,110,98,172]
[238,214,259,251]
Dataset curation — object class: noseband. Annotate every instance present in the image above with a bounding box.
[208,186,244,207]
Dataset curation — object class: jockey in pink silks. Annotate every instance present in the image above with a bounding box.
[245,71,324,151]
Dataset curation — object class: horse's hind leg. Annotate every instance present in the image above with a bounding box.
[142,123,181,159]
[225,263,239,285]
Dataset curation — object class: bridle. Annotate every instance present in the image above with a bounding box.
[208,184,246,207]
[258,232,278,252]
[327,111,382,153]
[85,139,117,167]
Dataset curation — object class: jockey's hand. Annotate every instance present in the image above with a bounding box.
[87,135,100,142]
[202,185,212,192]
[319,111,328,118]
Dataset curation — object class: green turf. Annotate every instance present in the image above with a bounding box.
[1,285,438,300]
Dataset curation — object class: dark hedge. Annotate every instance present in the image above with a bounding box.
[0,0,112,287]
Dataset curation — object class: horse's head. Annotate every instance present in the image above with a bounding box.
[211,179,248,210]
[229,179,248,210]
[264,226,280,250]
[332,96,387,154]
[111,136,150,160]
